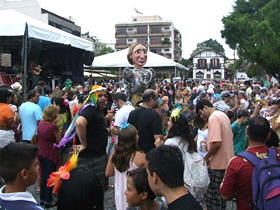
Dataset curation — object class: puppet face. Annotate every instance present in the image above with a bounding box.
[130,44,147,68]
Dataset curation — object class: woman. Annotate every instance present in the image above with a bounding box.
[37,105,61,208]
[53,97,71,136]
[125,43,153,106]
[0,88,15,148]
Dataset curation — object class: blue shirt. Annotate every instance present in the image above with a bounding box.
[19,102,42,141]
[38,95,51,112]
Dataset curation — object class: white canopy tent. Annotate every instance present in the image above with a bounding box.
[0,9,94,96]
[0,9,93,52]
[90,48,187,69]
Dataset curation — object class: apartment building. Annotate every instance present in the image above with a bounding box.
[115,16,182,62]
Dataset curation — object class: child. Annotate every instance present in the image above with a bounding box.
[194,115,208,158]
[0,142,43,210]
[231,109,249,155]
[126,167,167,210]
[105,124,146,210]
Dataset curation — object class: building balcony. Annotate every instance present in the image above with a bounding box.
[149,31,171,37]
[115,32,127,38]
[210,64,222,69]
[115,43,128,49]
[195,63,222,69]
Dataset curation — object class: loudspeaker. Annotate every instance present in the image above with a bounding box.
[28,39,41,61]
[82,51,94,65]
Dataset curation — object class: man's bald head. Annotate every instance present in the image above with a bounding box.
[142,89,157,103]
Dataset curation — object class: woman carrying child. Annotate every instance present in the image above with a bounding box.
[106,123,146,210]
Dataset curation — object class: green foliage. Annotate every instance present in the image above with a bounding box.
[180,58,192,67]
[221,0,280,80]
[193,38,225,55]
[99,47,114,56]
[162,38,171,44]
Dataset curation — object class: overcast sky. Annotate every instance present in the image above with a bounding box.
[38,0,236,59]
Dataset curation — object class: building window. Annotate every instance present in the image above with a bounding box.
[116,28,126,35]
[210,58,220,68]
[127,28,134,31]
[116,39,126,44]
[164,49,170,52]
[150,37,162,45]
[164,26,170,30]
[197,59,207,68]
[150,26,162,33]
[137,38,148,45]
[137,26,147,34]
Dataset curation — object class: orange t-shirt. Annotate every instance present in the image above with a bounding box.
[208,110,234,170]
[0,103,14,128]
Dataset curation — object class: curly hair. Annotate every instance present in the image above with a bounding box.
[112,125,139,172]
[167,113,196,153]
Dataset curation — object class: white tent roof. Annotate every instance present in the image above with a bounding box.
[0,9,93,52]
[91,48,188,70]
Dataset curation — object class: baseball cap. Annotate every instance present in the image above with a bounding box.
[221,90,233,98]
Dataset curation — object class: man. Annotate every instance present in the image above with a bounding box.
[35,85,51,113]
[128,89,163,153]
[75,85,108,208]
[112,92,135,135]
[196,99,234,210]
[146,145,202,209]
[19,89,42,143]
[213,90,231,113]
[220,116,280,210]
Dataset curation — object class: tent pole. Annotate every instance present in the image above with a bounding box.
[119,67,121,81]
[22,23,28,100]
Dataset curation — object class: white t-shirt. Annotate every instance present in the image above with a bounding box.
[114,104,135,127]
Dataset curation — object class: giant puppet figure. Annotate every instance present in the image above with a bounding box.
[123,43,154,106]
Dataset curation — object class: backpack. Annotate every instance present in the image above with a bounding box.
[239,148,280,210]
[184,151,210,190]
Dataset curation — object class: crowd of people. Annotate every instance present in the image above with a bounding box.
[0,43,280,210]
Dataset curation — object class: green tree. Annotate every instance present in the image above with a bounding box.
[99,47,114,56]
[221,0,280,80]
[180,58,192,67]
[193,38,225,55]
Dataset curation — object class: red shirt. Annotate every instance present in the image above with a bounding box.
[37,120,59,165]
[219,146,280,210]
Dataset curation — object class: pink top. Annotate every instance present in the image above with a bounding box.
[208,111,234,170]
[37,120,59,165]
[114,160,138,210]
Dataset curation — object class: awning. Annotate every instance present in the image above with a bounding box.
[0,9,93,52]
